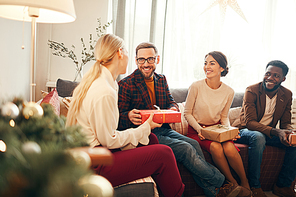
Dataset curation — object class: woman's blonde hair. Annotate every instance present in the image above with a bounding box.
[66,34,124,126]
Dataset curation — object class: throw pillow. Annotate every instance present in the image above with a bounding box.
[228,107,242,127]
[56,78,79,97]
[41,88,60,116]
[170,102,188,135]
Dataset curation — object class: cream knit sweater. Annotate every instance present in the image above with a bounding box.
[184,79,234,134]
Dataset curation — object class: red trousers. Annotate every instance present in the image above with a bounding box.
[94,134,184,197]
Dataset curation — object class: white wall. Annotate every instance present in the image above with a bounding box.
[0,0,110,102]
[36,0,110,101]
[0,18,31,101]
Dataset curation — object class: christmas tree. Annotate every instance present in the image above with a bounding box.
[0,98,113,197]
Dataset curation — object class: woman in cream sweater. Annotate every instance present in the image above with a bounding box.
[66,34,184,197]
[184,51,251,197]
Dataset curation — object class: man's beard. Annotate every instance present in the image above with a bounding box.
[140,68,155,79]
[263,81,282,92]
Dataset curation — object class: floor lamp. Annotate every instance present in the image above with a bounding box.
[0,0,76,102]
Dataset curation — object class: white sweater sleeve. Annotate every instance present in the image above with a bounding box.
[88,95,151,149]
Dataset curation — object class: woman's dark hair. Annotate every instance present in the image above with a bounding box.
[266,60,289,77]
[205,51,228,77]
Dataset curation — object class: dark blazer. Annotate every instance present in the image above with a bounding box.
[117,69,178,130]
[239,82,293,137]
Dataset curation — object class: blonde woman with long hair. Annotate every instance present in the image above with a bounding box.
[66,34,184,197]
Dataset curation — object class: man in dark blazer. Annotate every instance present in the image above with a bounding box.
[236,60,296,197]
[117,42,242,197]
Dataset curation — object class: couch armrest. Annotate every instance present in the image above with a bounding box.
[68,146,113,166]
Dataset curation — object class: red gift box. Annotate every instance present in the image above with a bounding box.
[140,110,181,124]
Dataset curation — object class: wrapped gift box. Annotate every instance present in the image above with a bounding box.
[140,110,181,124]
[201,124,239,142]
[288,133,296,145]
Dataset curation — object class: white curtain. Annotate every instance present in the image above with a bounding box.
[113,0,296,95]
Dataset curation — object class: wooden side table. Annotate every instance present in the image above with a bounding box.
[46,81,56,92]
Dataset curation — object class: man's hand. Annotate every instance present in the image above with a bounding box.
[270,128,292,146]
[128,109,142,125]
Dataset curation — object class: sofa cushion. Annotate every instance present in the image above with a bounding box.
[114,176,158,197]
[170,88,244,108]
[40,88,60,116]
[170,102,188,135]
[114,182,154,197]
[170,88,188,103]
[231,92,244,108]
[229,107,242,127]
[177,143,288,196]
[56,78,79,97]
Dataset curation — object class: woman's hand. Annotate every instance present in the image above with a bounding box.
[147,113,162,130]
[198,133,206,140]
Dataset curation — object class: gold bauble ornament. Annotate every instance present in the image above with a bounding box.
[69,150,91,169]
[23,102,43,119]
[79,175,114,197]
[1,102,19,118]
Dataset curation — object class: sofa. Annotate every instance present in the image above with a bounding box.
[52,79,296,197]
[169,88,296,197]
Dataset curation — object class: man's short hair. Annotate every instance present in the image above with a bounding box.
[266,60,289,76]
[135,42,158,57]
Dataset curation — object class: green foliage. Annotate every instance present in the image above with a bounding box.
[0,98,92,197]
[0,151,91,197]
[48,18,113,81]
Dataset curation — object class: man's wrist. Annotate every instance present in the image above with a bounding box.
[270,128,279,137]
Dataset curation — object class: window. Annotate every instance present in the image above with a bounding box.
[113,0,296,95]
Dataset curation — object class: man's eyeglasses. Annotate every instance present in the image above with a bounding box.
[136,57,156,64]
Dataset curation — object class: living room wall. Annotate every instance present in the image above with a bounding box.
[0,0,111,102]
[0,18,31,101]
[36,0,111,101]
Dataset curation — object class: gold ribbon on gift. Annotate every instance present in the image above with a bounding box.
[162,112,165,123]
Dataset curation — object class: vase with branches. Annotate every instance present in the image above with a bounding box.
[48,18,112,82]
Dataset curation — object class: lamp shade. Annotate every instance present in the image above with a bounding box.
[0,0,76,23]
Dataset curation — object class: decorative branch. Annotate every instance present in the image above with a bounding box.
[48,18,113,82]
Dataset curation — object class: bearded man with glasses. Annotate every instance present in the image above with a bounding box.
[117,42,241,197]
